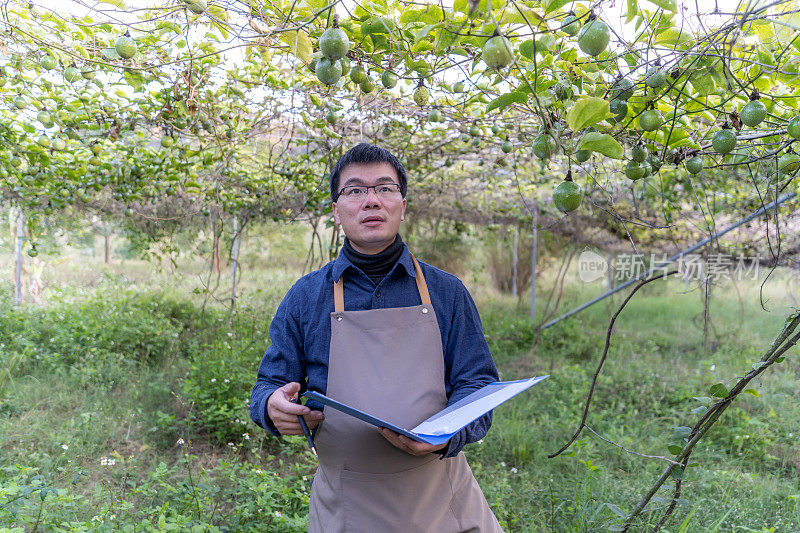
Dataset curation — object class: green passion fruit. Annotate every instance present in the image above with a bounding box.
[428,108,443,122]
[64,66,81,82]
[561,13,580,37]
[349,65,366,84]
[788,116,800,140]
[609,99,628,123]
[453,81,465,93]
[381,71,398,89]
[631,145,649,163]
[315,58,342,86]
[778,152,800,173]
[740,100,767,128]
[501,141,513,153]
[685,155,703,174]
[553,179,583,212]
[575,149,591,162]
[533,134,555,160]
[115,35,137,59]
[644,67,667,89]
[482,35,514,69]
[40,56,57,70]
[610,78,634,101]
[577,19,610,57]
[360,77,375,94]
[712,129,737,154]
[625,160,649,181]
[413,86,429,106]
[638,109,663,132]
[319,27,349,60]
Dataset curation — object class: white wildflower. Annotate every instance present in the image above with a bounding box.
[177,438,185,446]
[61,444,68,451]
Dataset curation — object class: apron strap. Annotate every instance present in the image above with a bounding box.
[334,276,345,312]
[333,253,432,312]
[410,255,432,306]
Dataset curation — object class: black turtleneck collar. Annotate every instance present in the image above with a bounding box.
[342,234,404,286]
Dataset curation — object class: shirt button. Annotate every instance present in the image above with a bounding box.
[375,290,381,298]
[422,307,428,314]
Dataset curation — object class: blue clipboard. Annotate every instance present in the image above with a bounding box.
[302,376,548,445]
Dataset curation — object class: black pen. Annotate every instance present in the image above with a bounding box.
[291,397,317,456]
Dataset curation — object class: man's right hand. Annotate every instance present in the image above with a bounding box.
[267,382,325,436]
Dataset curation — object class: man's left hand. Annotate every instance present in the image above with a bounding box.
[378,428,448,456]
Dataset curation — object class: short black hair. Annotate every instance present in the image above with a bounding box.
[329,143,407,201]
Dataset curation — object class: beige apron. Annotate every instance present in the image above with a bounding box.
[308,256,503,533]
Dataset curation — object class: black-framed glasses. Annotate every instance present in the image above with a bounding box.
[338,183,402,200]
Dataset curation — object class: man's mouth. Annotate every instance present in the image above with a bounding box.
[361,216,384,227]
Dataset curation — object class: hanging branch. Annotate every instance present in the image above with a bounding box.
[549,269,680,459]
[624,311,800,531]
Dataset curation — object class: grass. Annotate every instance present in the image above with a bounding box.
[0,225,799,532]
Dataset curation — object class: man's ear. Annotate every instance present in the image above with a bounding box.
[332,202,340,225]
[400,198,407,221]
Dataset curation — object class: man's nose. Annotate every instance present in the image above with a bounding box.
[363,187,381,205]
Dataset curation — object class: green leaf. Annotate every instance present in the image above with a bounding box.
[279,30,312,64]
[673,426,692,437]
[649,0,676,11]
[101,47,120,60]
[544,0,571,14]
[434,24,460,52]
[414,24,434,45]
[606,503,627,518]
[567,96,613,132]
[399,9,424,24]
[566,97,612,132]
[99,0,126,8]
[691,405,707,415]
[486,90,528,113]
[744,388,759,397]
[693,396,713,405]
[519,40,536,60]
[624,0,637,23]
[123,69,144,91]
[689,72,716,96]
[579,132,624,159]
[709,383,728,398]
[654,28,694,47]
[668,444,683,455]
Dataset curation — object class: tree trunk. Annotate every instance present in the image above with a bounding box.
[104,234,110,264]
[15,210,23,305]
[511,225,518,298]
[230,216,240,316]
[212,215,221,275]
[530,203,537,322]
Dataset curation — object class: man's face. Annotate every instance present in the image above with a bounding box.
[332,162,407,255]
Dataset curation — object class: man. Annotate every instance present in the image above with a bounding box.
[251,143,503,532]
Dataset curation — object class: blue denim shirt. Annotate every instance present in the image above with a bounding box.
[250,243,499,458]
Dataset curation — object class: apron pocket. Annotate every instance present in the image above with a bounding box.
[341,459,460,533]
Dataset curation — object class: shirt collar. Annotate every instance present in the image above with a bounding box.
[332,239,416,281]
